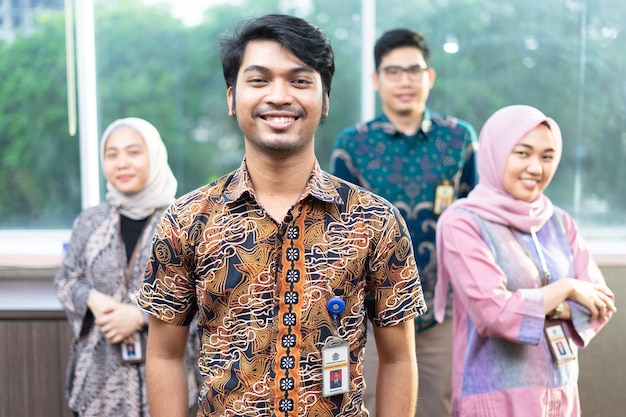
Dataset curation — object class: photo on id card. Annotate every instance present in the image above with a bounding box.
[119,332,145,364]
[545,322,575,365]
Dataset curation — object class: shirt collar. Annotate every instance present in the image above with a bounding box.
[222,158,343,205]
[379,107,433,136]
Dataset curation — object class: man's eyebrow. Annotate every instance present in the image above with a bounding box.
[242,65,268,74]
[242,65,315,75]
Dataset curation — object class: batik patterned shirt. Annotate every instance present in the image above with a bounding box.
[137,160,425,417]
[331,109,478,332]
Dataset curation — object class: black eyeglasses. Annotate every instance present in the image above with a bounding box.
[377,65,429,82]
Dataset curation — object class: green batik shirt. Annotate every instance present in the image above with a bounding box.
[331,108,478,332]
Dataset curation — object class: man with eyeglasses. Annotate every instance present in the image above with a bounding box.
[331,28,478,417]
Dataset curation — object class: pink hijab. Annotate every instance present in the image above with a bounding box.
[434,105,562,322]
[447,104,562,232]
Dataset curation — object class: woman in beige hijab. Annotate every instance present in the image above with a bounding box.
[55,118,199,416]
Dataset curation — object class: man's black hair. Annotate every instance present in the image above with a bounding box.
[374,28,430,69]
[219,14,335,113]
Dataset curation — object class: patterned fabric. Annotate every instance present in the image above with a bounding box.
[137,160,426,417]
[54,203,199,417]
[275,207,306,415]
[440,208,610,417]
[330,108,478,332]
[463,212,578,394]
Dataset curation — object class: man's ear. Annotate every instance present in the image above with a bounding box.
[323,92,330,118]
[372,71,381,92]
[427,67,437,90]
[227,86,235,116]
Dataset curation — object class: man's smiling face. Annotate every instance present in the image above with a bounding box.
[228,39,328,155]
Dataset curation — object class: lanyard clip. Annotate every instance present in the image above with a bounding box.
[327,296,346,323]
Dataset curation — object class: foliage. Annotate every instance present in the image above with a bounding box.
[0,0,624,227]
[0,12,80,226]
[376,0,626,222]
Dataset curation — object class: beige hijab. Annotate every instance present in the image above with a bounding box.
[100,117,177,220]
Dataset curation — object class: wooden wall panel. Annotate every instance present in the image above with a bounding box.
[0,321,9,417]
[1,264,624,416]
[0,319,73,417]
[579,266,626,417]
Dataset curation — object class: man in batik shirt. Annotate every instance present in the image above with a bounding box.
[137,14,426,417]
[331,29,478,417]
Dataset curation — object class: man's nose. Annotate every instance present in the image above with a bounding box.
[266,80,293,104]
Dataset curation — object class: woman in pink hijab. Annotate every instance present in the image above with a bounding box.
[433,105,616,416]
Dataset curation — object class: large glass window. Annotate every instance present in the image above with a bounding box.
[1,0,624,237]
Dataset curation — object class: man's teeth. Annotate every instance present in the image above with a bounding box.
[267,116,295,124]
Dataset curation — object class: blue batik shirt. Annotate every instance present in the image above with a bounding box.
[330,108,478,332]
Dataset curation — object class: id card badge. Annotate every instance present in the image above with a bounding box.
[321,336,350,397]
[544,322,576,365]
[433,181,454,215]
[118,331,145,364]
